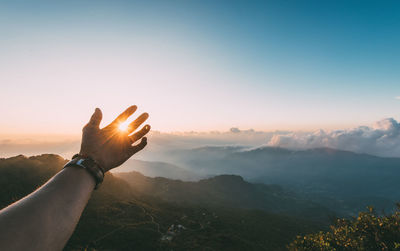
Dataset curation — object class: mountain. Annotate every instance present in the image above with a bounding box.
[159,146,246,175]
[115,171,332,222]
[231,147,400,197]
[0,154,324,250]
[164,146,400,215]
[116,159,200,181]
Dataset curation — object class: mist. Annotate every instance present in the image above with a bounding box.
[2,117,400,162]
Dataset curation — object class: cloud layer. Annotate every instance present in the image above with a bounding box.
[267,118,400,157]
[2,118,400,159]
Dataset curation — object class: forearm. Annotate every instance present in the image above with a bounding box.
[0,166,95,251]
[0,106,149,250]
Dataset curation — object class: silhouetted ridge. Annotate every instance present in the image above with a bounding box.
[116,171,331,222]
[243,146,292,154]
[199,174,245,184]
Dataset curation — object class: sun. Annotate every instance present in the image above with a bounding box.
[118,121,130,132]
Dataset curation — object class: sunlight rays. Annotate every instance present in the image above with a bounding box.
[118,121,130,132]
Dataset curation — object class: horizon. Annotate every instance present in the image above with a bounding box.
[2,2,400,249]
[2,116,400,160]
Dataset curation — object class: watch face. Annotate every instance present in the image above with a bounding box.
[80,158,95,168]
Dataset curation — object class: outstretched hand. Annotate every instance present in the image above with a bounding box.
[79,106,150,172]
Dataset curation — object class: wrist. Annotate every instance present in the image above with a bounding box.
[62,165,96,189]
[78,151,108,172]
[64,154,105,189]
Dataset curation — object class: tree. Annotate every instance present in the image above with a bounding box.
[289,204,400,250]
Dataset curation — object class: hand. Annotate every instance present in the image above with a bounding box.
[79,106,150,172]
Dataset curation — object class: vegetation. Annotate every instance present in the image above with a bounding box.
[0,154,320,250]
[2,154,400,250]
[289,206,400,251]
[115,171,333,222]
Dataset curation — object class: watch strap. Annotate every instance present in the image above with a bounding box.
[64,154,104,189]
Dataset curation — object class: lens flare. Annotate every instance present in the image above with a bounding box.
[118,121,130,132]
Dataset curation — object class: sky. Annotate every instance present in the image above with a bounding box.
[1,0,400,135]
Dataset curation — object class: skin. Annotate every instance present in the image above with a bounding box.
[0,106,150,251]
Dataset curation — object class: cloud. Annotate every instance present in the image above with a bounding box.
[3,119,400,160]
[396,96,400,100]
[0,129,272,160]
[267,118,400,157]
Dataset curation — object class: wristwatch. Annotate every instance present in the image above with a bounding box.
[63,154,104,189]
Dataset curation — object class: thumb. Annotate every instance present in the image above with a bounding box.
[88,108,103,128]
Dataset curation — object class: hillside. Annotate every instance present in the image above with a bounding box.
[166,146,400,215]
[0,154,324,250]
[115,171,332,222]
[116,159,200,181]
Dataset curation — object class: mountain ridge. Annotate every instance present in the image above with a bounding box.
[0,153,324,250]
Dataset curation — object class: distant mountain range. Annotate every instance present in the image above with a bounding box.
[214,147,400,196]
[123,146,400,214]
[116,159,200,181]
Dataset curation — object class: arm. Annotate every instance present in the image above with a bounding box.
[0,106,150,251]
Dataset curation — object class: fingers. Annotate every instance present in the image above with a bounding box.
[130,124,151,143]
[127,137,147,157]
[107,105,137,128]
[87,108,103,128]
[126,113,149,134]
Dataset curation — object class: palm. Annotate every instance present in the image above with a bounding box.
[80,106,150,172]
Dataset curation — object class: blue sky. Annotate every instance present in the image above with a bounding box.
[0,0,399,134]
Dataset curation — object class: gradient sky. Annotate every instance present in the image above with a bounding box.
[1,0,400,134]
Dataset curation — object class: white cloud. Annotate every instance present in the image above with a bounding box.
[267,118,400,157]
[396,96,400,100]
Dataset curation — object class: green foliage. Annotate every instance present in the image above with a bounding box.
[115,172,333,223]
[289,205,400,251]
[0,154,321,251]
[6,154,400,250]
[0,154,66,208]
